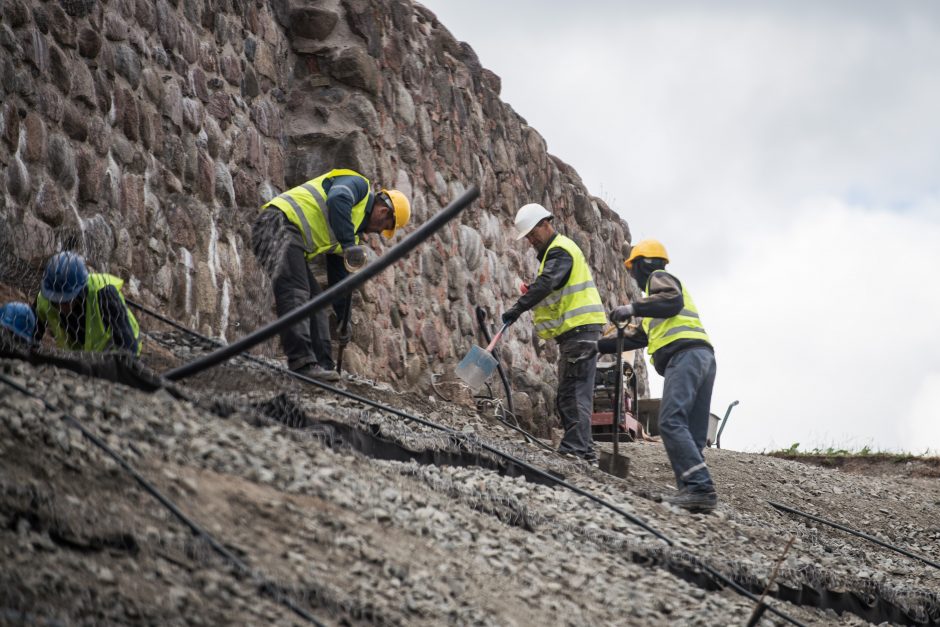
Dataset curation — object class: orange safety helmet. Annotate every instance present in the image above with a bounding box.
[624,239,669,270]
[377,188,411,239]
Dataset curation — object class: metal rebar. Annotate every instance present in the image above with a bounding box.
[769,500,940,571]
[163,185,480,381]
[0,373,325,627]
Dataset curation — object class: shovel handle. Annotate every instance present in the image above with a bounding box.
[485,323,510,352]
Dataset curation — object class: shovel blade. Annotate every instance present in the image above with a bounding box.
[455,345,498,390]
[598,451,630,478]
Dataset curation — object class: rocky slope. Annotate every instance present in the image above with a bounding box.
[0,0,644,431]
[2,323,939,625]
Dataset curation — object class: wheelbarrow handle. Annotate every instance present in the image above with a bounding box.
[485,322,510,352]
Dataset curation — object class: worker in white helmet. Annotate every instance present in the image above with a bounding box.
[502,203,607,462]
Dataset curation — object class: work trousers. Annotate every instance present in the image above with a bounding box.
[658,346,717,493]
[555,328,601,461]
[251,210,347,371]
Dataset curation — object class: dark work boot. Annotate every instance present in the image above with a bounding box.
[296,363,340,382]
[667,489,717,513]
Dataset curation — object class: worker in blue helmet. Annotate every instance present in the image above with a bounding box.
[33,252,141,355]
[0,302,37,344]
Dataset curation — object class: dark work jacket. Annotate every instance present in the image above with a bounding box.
[598,270,711,375]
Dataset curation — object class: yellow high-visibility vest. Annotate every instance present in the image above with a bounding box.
[35,273,141,355]
[262,169,370,260]
[642,270,711,366]
[532,235,607,339]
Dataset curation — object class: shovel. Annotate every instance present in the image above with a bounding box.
[599,323,630,478]
[455,322,509,391]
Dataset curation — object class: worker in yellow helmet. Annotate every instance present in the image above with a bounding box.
[252,169,410,381]
[601,239,717,512]
[501,203,608,463]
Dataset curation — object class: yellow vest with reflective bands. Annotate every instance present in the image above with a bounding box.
[641,270,710,366]
[532,235,607,339]
[35,273,141,355]
[263,169,370,260]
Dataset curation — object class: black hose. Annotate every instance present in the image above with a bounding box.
[475,307,515,419]
[473,308,557,453]
[0,373,325,626]
[769,500,940,571]
[163,186,480,381]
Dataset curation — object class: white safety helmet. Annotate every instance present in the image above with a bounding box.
[514,203,552,240]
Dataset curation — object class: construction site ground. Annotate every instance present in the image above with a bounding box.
[2,331,939,626]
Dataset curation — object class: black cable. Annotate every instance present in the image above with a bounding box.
[131,303,806,626]
[475,307,515,419]
[163,186,480,381]
[0,373,325,627]
[769,500,940,571]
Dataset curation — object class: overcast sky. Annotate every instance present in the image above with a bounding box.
[420,0,940,453]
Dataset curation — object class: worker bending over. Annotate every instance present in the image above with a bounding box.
[601,239,717,512]
[252,169,410,381]
[502,204,607,462]
[33,252,140,356]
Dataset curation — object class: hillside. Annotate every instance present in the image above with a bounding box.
[2,325,940,625]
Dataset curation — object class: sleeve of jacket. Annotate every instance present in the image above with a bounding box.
[98,286,138,354]
[326,175,370,250]
[631,271,684,319]
[507,248,573,316]
[597,326,649,354]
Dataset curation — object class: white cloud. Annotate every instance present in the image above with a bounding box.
[902,372,940,454]
[420,0,940,451]
[697,200,940,451]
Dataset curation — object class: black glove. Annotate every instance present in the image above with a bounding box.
[501,309,520,325]
[610,304,635,324]
[343,245,367,272]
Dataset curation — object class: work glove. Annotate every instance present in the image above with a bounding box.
[501,309,520,326]
[610,304,635,324]
[343,245,367,272]
[519,282,529,295]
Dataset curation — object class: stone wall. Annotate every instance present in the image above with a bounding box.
[0,0,647,430]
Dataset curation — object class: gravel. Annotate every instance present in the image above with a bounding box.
[2,342,936,625]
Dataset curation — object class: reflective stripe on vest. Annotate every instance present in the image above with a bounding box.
[641,270,710,365]
[532,234,607,339]
[263,169,370,259]
[35,273,141,355]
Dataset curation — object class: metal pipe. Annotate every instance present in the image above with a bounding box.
[612,324,624,459]
[163,185,480,381]
[768,500,940,571]
[0,373,325,626]
[715,399,738,448]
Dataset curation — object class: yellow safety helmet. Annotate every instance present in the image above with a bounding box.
[378,188,411,239]
[624,239,669,269]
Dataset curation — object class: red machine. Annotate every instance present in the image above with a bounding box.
[591,351,640,441]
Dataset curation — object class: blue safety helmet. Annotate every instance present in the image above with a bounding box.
[0,302,37,342]
[41,251,88,303]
